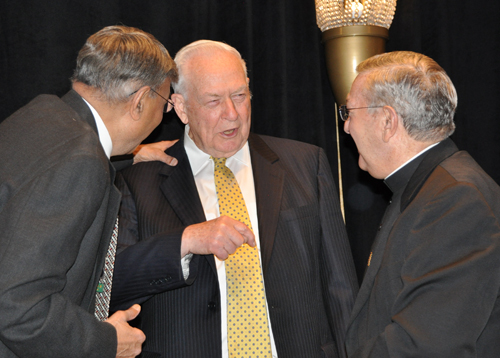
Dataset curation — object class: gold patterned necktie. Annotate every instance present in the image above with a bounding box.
[212,157,272,358]
[94,217,119,321]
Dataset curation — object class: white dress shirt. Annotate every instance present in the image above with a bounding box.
[183,125,278,358]
[82,98,112,159]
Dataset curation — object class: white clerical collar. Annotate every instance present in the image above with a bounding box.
[385,142,440,180]
[183,124,251,175]
[82,98,113,159]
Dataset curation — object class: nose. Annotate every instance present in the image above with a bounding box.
[222,98,238,121]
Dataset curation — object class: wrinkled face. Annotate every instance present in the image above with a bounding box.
[343,74,387,179]
[176,50,251,158]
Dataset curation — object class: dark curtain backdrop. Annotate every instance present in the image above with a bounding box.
[1,0,499,283]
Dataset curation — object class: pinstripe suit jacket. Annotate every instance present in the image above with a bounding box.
[111,133,358,358]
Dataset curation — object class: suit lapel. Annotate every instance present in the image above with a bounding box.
[158,139,215,272]
[249,134,284,275]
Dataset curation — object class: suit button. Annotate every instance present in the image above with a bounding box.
[208,301,216,310]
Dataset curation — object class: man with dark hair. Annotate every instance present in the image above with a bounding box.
[343,51,500,357]
[110,40,358,358]
[0,25,177,358]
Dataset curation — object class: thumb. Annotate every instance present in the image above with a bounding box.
[123,304,141,321]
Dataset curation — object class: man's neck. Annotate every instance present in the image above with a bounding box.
[385,140,440,180]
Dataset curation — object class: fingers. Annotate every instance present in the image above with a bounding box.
[154,140,179,151]
[232,220,256,247]
[107,304,141,323]
[181,216,256,259]
[132,140,179,166]
[123,304,141,321]
[158,153,178,166]
[107,306,146,358]
[152,141,179,166]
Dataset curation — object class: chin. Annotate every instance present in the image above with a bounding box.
[358,157,368,172]
[216,143,245,158]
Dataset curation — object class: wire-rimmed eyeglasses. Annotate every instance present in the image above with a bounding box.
[129,87,174,113]
[339,104,385,121]
[150,88,175,113]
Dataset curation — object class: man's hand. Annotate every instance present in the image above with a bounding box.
[133,140,178,166]
[181,216,256,260]
[106,304,146,358]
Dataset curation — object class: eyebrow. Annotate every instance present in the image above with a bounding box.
[201,85,249,99]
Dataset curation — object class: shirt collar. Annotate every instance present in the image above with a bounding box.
[385,142,440,180]
[82,98,113,159]
[384,142,440,194]
[183,124,250,175]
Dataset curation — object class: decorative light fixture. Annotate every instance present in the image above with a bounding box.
[315,0,397,220]
[316,0,397,104]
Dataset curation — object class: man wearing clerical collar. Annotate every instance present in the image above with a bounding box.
[343,51,500,358]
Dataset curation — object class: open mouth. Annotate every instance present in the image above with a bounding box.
[221,128,237,137]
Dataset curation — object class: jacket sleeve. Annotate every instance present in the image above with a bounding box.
[317,148,359,358]
[110,173,193,311]
[0,153,117,358]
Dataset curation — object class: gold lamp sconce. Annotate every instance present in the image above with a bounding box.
[316,0,397,104]
[315,0,397,219]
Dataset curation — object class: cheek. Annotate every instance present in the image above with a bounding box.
[239,106,252,129]
[149,113,162,132]
[155,112,164,125]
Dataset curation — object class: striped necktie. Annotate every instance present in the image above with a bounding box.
[94,217,118,321]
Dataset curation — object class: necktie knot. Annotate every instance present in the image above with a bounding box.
[211,156,227,168]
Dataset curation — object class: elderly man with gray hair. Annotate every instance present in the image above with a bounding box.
[0,25,177,358]
[110,39,358,358]
[343,51,500,357]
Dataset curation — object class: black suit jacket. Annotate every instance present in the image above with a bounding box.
[111,133,358,358]
[0,90,119,357]
[346,139,500,357]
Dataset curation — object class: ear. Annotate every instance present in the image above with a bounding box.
[129,86,150,121]
[381,105,399,143]
[171,93,189,125]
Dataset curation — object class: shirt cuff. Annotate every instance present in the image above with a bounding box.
[181,253,193,280]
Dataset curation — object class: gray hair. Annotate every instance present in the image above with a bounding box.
[357,51,457,142]
[71,25,178,103]
[172,40,248,99]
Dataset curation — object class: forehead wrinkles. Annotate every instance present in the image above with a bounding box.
[182,52,248,108]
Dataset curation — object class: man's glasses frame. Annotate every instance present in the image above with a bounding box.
[150,88,175,113]
[339,104,385,122]
[129,87,174,113]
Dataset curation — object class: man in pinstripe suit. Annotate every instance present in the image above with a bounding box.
[111,40,358,358]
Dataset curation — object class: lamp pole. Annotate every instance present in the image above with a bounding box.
[315,0,397,220]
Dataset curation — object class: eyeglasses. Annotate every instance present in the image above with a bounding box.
[128,87,174,113]
[150,88,175,113]
[339,104,385,122]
